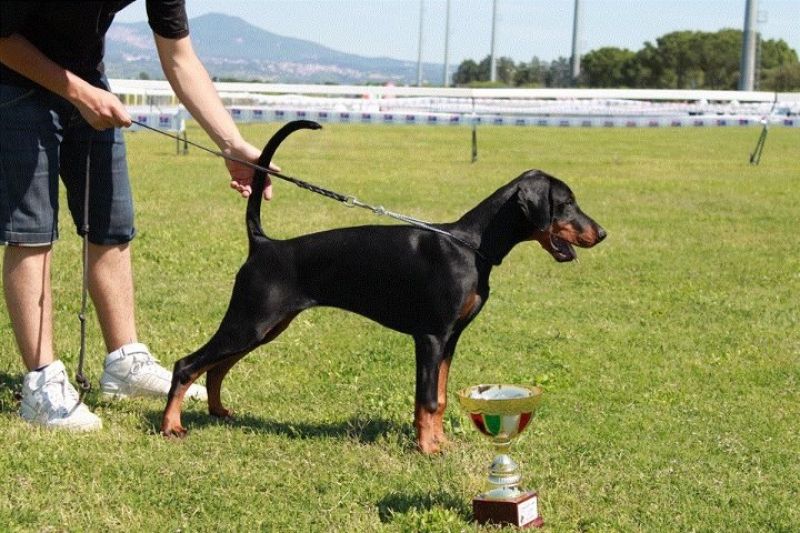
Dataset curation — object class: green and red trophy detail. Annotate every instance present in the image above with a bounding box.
[457,384,544,529]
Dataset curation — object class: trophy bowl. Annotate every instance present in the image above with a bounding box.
[457,384,544,528]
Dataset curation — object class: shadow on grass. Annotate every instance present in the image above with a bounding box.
[0,370,22,412]
[376,489,471,524]
[143,408,415,447]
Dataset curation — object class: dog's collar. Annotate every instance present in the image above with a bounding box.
[473,246,501,266]
[446,233,500,266]
[475,248,500,266]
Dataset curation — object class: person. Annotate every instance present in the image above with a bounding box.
[0,1,276,431]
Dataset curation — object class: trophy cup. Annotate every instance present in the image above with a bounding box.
[457,384,544,528]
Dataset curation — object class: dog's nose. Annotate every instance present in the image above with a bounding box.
[596,226,607,242]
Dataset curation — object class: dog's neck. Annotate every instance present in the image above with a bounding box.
[454,186,532,266]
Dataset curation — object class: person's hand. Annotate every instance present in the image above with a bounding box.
[72,84,132,130]
[224,141,280,200]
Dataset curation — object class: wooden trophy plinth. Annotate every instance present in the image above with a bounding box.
[473,490,543,529]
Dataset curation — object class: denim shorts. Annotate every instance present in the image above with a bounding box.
[0,80,135,246]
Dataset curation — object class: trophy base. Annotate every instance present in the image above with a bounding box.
[473,491,543,529]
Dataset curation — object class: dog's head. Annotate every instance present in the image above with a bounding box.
[516,171,606,262]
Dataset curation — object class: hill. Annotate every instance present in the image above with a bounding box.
[105,12,443,85]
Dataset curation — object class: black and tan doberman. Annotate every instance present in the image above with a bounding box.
[161,120,606,453]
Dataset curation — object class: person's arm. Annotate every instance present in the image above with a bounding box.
[154,34,274,199]
[0,33,130,129]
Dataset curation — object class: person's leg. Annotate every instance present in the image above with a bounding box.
[87,242,137,353]
[0,84,61,372]
[59,101,206,401]
[2,245,54,371]
[59,110,139,354]
[0,85,100,431]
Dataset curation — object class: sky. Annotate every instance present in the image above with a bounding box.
[114,0,800,64]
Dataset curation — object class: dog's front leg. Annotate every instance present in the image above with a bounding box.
[414,335,446,454]
[430,329,465,448]
[432,356,452,448]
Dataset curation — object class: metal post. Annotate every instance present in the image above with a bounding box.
[739,0,758,91]
[471,97,478,163]
[443,0,451,87]
[416,0,425,86]
[570,0,583,85]
[489,0,498,83]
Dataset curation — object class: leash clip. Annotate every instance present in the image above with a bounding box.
[76,373,92,392]
[344,195,358,208]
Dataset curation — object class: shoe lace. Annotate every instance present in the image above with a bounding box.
[41,374,81,416]
[128,352,172,380]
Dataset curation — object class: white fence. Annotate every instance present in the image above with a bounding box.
[111,79,800,128]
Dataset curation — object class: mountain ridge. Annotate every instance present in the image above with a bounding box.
[106,12,443,85]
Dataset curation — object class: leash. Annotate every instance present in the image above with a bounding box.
[130,119,497,264]
[75,142,93,397]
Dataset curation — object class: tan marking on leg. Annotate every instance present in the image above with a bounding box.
[415,401,440,454]
[206,356,244,418]
[161,367,207,437]
[161,382,191,437]
[433,357,452,446]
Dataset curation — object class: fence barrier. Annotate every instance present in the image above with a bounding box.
[113,79,800,130]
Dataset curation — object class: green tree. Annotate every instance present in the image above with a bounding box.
[453,55,517,86]
[652,31,707,88]
[697,29,741,89]
[546,57,572,87]
[514,57,548,87]
[761,38,799,69]
[582,47,636,87]
[496,57,517,85]
[761,63,800,91]
[452,29,799,90]
[453,59,481,85]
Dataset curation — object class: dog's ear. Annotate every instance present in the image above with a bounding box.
[516,175,551,231]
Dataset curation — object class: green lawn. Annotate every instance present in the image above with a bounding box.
[1,123,798,531]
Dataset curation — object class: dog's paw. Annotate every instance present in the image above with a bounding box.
[434,433,452,449]
[161,425,188,439]
[417,438,442,455]
[209,407,233,419]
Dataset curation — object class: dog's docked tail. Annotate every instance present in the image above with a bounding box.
[246,120,322,243]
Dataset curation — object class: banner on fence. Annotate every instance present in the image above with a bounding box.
[225,107,797,128]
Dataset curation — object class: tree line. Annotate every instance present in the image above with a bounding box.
[452,29,800,91]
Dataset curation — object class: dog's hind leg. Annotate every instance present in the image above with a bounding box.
[161,336,250,438]
[161,306,301,437]
[205,311,300,419]
[205,354,246,419]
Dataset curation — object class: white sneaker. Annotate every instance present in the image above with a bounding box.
[20,360,102,432]
[100,343,207,401]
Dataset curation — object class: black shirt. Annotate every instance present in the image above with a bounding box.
[0,0,188,88]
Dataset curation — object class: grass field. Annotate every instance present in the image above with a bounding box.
[1,122,798,532]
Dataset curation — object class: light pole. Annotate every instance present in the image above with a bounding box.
[489,0,498,83]
[443,0,451,86]
[416,0,425,86]
[739,0,758,91]
[570,0,583,85]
